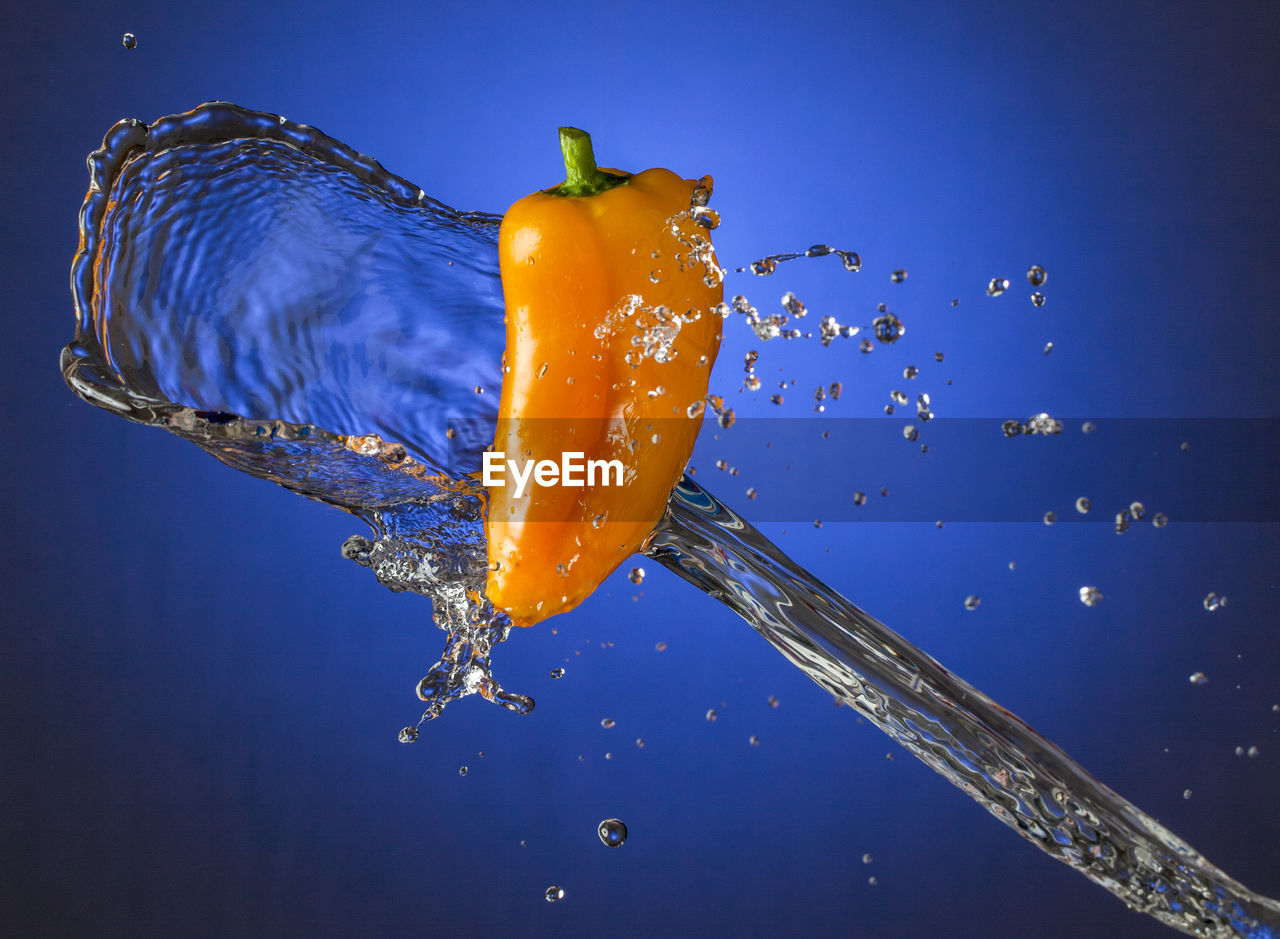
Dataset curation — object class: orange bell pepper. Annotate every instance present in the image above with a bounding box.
[485,127,723,626]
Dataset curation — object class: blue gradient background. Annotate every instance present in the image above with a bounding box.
[3,1,1278,936]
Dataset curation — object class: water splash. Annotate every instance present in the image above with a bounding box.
[62,103,1279,935]
[63,102,524,724]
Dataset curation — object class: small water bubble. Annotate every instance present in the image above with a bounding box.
[890,269,907,283]
[686,400,705,419]
[1180,441,1190,452]
[748,735,761,747]
[891,390,908,405]
[862,853,874,864]
[1248,746,1260,758]
[550,667,565,679]
[592,513,606,529]
[1043,341,1054,355]
[813,519,823,529]
[1183,789,1193,800]
[635,737,645,748]
[781,291,807,318]
[655,641,667,652]
[770,394,784,405]
[903,365,918,380]
[750,258,778,276]
[859,338,874,354]
[1002,420,1024,438]
[1076,497,1091,514]
[767,695,779,708]
[745,375,762,391]
[1031,292,1046,307]
[868,876,879,886]
[746,487,757,500]
[986,278,1009,297]
[964,595,981,611]
[853,491,867,505]
[601,718,616,730]
[837,250,862,272]
[1027,265,1047,287]
[1009,562,1017,570]
[1079,586,1103,607]
[1203,593,1225,611]
[629,567,645,585]
[1189,671,1209,686]
[1115,511,1130,534]
[903,425,918,442]
[1044,511,1057,525]
[545,885,565,903]
[1235,746,1245,757]
[1082,421,1096,434]
[1129,501,1146,520]
[884,404,895,415]
[459,765,469,777]
[706,708,718,722]
[598,818,628,847]
[718,409,736,429]
[122,32,137,50]
[829,382,842,400]
[398,727,419,743]
[1153,512,1168,528]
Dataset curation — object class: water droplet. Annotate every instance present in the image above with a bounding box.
[746,487,757,500]
[770,394,785,405]
[745,375,762,391]
[964,595,981,611]
[862,853,874,864]
[635,737,645,748]
[655,641,667,652]
[601,718,615,729]
[1009,562,1017,570]
[1153,513,1168,528]
[1002,420,1023,438]
[1248,746,1260,758]
[1235,746,1245,757]
[868,876,879,886]
[545,885,565,903]
[1043,511,1057,525]
[767,695,779,708]
[1075,497,1091,514]
[829,382,842,399]
[629,567,645,585]
[986,278,1009,297]
[1189,671,1208,686]
[718,409,736,429]
[706,708,718,722]
[1082,421,1096,434]
[781,291,807,318]
[859,338,873,354]
[1043,342,1054,355]
[748,735,761,747]
[1181,441,1190,452]
[122,32,137,50]
[1129,501,1146,520]
[550,667,565,679]
[750,258,778,275]
[686,400,705,419]
[884,404,895,415]
[1079,586,1102,607]
[903,365,918,379]
[934,351,945,362]
[1027,265,1047,287]
[903,425,918,442]
[1203,593,1226,611]
[398,727,419,743]
[891,269,907,283]
[853,491,867,506]
[458,765,469,776]
[1115,511,1130,534]
[813,519,823,529]
[1031,291,1046,307]
[598,818,628,847]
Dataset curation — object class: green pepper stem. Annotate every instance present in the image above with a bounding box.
[554,127,629,197]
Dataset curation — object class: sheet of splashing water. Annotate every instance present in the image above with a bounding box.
[62,103,1279,937]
